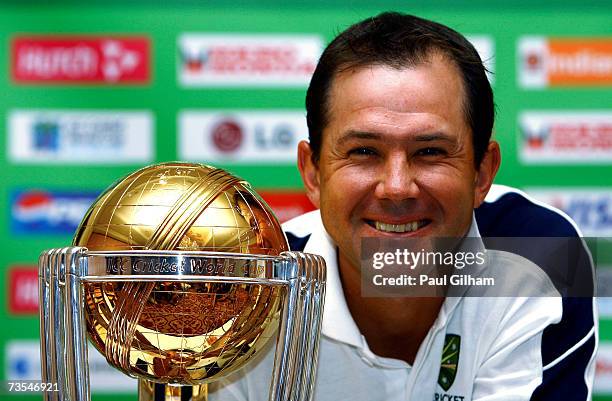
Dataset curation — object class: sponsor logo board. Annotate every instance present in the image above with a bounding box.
[178,34,491,87]
[467,35,495,83]
[12,36,150,84]
[6,340,40,381]
[5,340,136,392]
[10,189,99,235]
[8,266,39,315]
[179,110,308,162]
[519,36,612,88]
[519,111,612,163]
[526,188,612,237]
[258,191,315,223]
[178,34,323,86]
[595,342,612,393]
[9,110,153,163]
[597,266,612,318]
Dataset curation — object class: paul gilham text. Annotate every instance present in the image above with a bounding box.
[373,274,495,287]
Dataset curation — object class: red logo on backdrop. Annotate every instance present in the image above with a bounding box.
[12,36,150,84]
[211,120,243,152]
[521,123,549,149]
[259,191,316,223]
[182,46,316,75]
[8,266,39,315]
[549,122,612,149]
[522,122,612,150]
[597,358,612,375]
[525,52,542,71]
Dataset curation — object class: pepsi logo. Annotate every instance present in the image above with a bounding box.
[10,189,99,235]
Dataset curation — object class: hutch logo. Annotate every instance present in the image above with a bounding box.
[8,266,39,315]
[12,36,150,83]
[519,36,612,87]
[179,110,308,162]
[178,34,322,86]
[519,111,612,163]
[10,189,99,235]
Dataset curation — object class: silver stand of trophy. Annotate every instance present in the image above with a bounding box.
[39,247,325,401]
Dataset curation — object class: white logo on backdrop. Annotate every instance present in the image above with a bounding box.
[8,110,154,164]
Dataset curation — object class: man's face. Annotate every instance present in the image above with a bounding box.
[299,53,498,270]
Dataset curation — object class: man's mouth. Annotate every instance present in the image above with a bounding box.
[366,220,431,233]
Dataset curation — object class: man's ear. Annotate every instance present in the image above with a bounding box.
[473,141,501,208]
[297,140,321,208]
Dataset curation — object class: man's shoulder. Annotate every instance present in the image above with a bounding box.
[480,249,560,297]
[282,210,321,252]
[477,184,581,237]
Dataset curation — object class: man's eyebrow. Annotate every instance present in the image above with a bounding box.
[414,132,456,142]
[337,130,456,144]
[337,130,381,145]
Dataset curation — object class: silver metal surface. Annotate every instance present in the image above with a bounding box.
[64,248,89,401]
[39,247,326,401]
[84,251,288,279]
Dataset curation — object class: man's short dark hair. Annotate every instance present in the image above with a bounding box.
[305,11,494,167]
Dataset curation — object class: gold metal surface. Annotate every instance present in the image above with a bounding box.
[74,162,288,254]
[85,281,284,384]
[74,162,289,385]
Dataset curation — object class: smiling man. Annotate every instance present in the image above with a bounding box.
[211,12,595,401]
[297,45,502,366]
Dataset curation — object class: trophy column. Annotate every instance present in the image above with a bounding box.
[137,381,207,401]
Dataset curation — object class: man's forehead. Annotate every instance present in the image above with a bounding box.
[341,108,450,134]
[326,58,466,128]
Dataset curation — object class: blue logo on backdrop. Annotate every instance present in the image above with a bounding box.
[564,196,612,232]
[10,190,100,235]
[33,121,60,151]
[12,356,31,378]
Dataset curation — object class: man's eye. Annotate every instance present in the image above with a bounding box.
[348,147,378,157]
[416,147,446,157]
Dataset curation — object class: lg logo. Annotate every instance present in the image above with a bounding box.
[211,119,296,153]
[211,120,243,152]
[255,123,294,149]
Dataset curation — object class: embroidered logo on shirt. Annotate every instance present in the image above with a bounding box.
[438,334,461,391]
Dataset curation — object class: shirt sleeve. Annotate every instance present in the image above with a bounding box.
[472,296,563,401]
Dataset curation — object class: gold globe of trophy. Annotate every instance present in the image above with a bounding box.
[38,162,326,401]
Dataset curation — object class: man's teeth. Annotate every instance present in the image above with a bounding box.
[374,221,420,233]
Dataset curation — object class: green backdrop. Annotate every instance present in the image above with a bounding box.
[1,1,611,400]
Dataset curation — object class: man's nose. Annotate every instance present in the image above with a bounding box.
[374,154,419,201]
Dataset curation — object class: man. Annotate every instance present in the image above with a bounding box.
[212,12,596,400]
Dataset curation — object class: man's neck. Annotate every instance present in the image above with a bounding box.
[338,251,444,365]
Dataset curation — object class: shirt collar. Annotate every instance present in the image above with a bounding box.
[303,210,363,348]
[437,214,483,325]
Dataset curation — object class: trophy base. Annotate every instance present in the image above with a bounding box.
[138,380,208,401]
